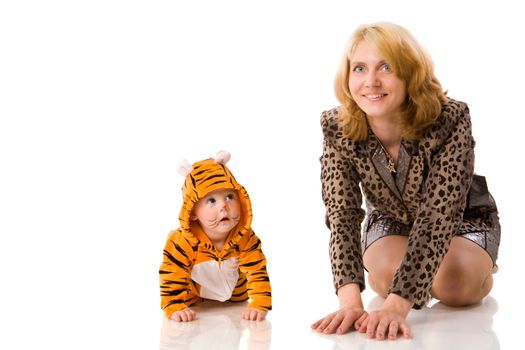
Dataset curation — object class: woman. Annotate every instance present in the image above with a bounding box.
[312,22,500,340]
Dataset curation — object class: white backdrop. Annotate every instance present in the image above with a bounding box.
[1,1,523,349]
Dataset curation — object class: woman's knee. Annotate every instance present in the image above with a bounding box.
[432,237,494,306]
[432,264,493,307]
[364,235,408,297]
[367,263,399,297]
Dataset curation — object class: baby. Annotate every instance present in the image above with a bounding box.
[159,151,272,321]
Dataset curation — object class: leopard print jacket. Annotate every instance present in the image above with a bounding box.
[320,98,477,308]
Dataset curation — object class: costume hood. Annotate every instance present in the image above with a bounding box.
[177,151,253,238]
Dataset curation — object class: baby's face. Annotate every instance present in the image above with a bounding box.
[191,188,241,243]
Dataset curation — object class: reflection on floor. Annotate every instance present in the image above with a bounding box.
[327,295,499,350]
[160,301,271,350]
[159,296,499,350]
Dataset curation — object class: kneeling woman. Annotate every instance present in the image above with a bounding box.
[312,22,500,340]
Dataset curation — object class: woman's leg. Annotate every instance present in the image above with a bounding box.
[363,235,408,298]
[364,235,494,306]
[431,236,494,307]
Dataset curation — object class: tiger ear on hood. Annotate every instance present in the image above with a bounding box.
[215,151,231,165]
[177,159,193,177]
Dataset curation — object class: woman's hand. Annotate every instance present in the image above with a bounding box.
[357,293,412,340]
[311,283,366,334]
[311,306,368,334]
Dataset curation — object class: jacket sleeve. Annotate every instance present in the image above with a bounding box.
[238,230,272,311]
[320,110,366,293]
[389,102,475,308]
[159,230,196,317]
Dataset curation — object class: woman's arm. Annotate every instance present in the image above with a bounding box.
[391,101,476,308]
[313,110,367,334]
[320,110,366,292]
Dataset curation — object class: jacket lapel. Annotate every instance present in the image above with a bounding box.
[354,135,405,206]
[400,139,425,216]
[371,145,403,201]
[352,133,427,225]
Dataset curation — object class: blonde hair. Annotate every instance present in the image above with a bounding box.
[334,22,447,140]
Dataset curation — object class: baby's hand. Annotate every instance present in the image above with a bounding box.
[241,308,267,321]
[169,308,196,322]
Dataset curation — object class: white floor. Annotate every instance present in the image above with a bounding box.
[1,246,518,350]
[158,281,505,350]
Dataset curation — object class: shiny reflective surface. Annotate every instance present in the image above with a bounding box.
[160,301,272,350]
[158,293,501,350]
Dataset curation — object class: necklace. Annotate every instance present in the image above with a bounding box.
[376,138,397,173]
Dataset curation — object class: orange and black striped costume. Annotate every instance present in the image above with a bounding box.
[159,156,272,318]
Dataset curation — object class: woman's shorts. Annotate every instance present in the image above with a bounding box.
[361,210,501,265]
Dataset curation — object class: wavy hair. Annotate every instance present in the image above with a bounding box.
[334,22,447,140]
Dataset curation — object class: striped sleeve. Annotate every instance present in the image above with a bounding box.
[159,230,197,317]
[238,230,272,311]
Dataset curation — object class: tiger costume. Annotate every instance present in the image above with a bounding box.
[159,152,272,318]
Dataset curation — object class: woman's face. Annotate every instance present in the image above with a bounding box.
[348,40,407,121]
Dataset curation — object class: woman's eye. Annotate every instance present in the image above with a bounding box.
[381,63,392,72]
[353,66,365,73]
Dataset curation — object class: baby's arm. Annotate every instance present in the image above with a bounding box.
[238,230,272,320]
[160,231,196,318]
[241,307,267,321]
[170,307,197,322]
